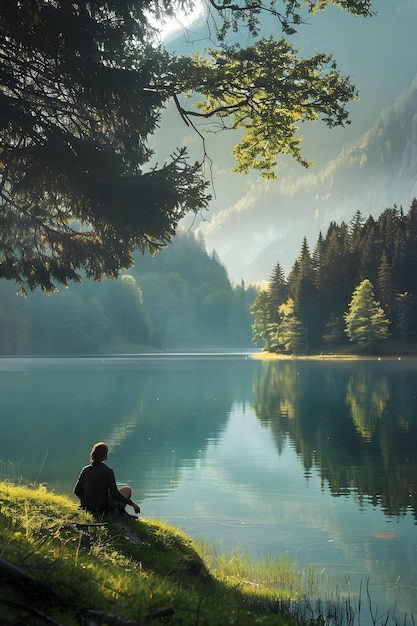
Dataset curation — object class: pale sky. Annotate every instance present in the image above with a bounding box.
[158,1,417,285]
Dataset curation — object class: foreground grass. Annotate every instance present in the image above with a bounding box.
[0,482,307,625]
[0,482,411,626]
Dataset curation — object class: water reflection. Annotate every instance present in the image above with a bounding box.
[2,355,417,620]
[1,356,417,521]
[345,369,390,441]
[0,356,252,497]
[252,359,417,520]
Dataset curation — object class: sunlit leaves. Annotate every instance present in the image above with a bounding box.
[274,297,306,353]
[0,0,371,292]
[344,279,390,348]
[178,38,357,178]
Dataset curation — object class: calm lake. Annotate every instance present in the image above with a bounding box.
[1,354,417,623]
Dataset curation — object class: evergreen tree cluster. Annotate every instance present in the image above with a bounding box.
[251,199,417,353]
[0,233,256,354]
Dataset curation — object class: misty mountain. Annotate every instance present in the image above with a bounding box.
[242,73,417,281]
[309,73,417,224]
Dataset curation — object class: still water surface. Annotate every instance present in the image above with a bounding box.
[1,354,417,623]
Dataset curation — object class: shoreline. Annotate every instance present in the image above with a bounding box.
[249,352,416,361]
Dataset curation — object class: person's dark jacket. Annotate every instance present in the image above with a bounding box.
[74,461,133,515]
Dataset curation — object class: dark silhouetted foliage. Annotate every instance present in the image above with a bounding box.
[1,0,371,293]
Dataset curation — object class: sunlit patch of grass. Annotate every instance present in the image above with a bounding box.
[197,541,315,598]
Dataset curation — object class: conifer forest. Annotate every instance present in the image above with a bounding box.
[251,200,417,354]
[2,201,417,356]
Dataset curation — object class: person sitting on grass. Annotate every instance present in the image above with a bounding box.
[74,441,141,518]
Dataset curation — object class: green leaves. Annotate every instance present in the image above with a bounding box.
[178,38,357,178]
[206,0,373,39]
[0,0,371,292]
[344,279,390,348]
[0,1,208,293]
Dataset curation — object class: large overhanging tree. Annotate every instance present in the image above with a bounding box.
[0,0,373,293]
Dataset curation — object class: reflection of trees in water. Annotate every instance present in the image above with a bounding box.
[252,360,417,520]
[253,361,299,420]
[252,361,300,458]
[252,360,316,475]
[345,371,390,441]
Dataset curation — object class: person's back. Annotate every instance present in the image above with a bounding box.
[75,461,111,515]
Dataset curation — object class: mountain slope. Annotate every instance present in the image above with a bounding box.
[243,73,417,280]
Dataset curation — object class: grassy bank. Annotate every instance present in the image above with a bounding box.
[0,482,347,626]
[0,482,411,625]
[250,344,417,361]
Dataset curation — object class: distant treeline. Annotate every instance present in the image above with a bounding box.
[0,232,257,354]
[251,199,417,353]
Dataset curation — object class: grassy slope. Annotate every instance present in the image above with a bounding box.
[0,482,306,626]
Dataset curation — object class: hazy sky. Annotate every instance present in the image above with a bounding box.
[157,1,417,285]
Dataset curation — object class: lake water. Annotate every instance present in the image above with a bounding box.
[1,354,417,624]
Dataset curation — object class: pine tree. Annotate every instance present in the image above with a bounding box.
[267,262,288,325]
[312,231,324,286]
[395,292,413,341]
[273,298,306,354]
[358,216,379,284]
[378,207,402,260]
[403,199,417,331]
[376,252,395,320]
[348,210,365,251]
[250,291,275,351]
[323,313,345,348]
[319,222,349,294]
[291,238,319,349]
[344,279,390,349]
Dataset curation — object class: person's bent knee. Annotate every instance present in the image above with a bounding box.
[119,485,132,499]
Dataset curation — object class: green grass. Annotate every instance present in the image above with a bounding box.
[0,482,306,625]
[0,482,413,626]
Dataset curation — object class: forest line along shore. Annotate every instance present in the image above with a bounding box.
[249,350,417,361]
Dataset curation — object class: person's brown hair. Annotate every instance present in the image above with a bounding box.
[90,442,108,462]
